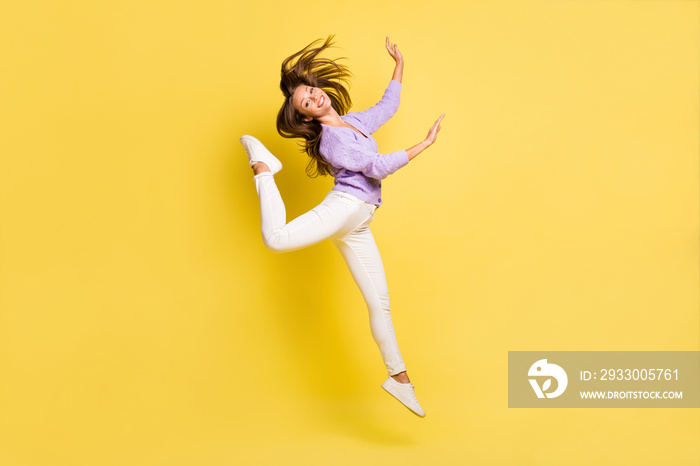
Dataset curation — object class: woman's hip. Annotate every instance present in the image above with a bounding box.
[312,191,377,238]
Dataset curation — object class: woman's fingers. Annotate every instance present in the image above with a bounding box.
[431,114,445,131]
[426,114,445,143]
[386,36,402,60]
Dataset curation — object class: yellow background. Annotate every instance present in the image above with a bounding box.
[1,0,698,464]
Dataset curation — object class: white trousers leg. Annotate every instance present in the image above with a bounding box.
[331,226,407,376]
[253,172,408,376]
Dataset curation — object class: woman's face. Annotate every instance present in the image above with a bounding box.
[292,85,331,121]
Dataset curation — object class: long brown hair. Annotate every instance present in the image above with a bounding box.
[276,35,352,177]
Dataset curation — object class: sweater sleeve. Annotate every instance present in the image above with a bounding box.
[320,129,409,180]
[351,80,402,134]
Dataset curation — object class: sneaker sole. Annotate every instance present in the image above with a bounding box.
[239,135,282,175]
[381,383,426,418]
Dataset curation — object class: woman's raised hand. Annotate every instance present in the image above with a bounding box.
[425,113,446,145]
[385,37,403,64]
[404,113,446,161]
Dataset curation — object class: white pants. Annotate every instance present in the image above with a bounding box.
[253,171,407,376]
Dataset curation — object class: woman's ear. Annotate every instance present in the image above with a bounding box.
[302,116,312,122]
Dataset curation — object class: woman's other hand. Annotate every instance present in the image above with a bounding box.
[385,37,403,65]
[405,114,445,161]
[425,113,445,145]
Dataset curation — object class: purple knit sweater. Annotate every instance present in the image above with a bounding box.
[319,80,409,206]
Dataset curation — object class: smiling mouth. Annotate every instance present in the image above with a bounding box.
[318,95,324,107]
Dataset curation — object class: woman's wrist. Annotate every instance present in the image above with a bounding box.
[392,62,404,83]
[405,139,429,161]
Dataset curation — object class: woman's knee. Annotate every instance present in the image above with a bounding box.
[262,232,287,254]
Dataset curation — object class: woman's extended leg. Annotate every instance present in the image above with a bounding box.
[331,219,408,378]
[333,218,426,417]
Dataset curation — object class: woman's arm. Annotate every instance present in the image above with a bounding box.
[386,37,404,83]
[385,38,444,161]
[321,130,409,180]
[405,114,446,161]
[350,38,404,134]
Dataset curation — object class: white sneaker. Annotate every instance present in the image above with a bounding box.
[381,376,426,417]
[240,135,283,175]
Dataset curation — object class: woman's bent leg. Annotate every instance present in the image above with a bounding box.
[253,172,287,248]
[332,224,408,377]
[253,173,368,253]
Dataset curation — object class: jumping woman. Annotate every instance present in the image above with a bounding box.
[239,36,444,417]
